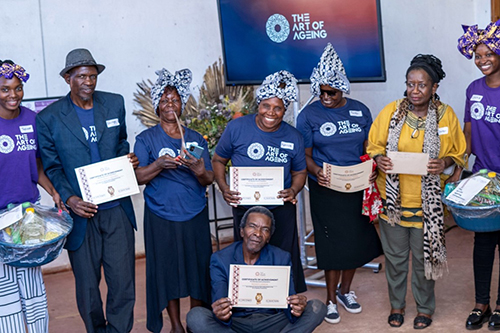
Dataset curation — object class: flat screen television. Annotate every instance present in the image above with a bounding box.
[217,0,386,85]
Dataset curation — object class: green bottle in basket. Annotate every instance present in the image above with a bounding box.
[20,207,46,245]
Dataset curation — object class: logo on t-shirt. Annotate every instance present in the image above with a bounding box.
[320,122,337,136]
[159,148,176,158]
[247,143,265,160]
[0,135,15,154]
[82,126,98,143]
[471,102,485,120]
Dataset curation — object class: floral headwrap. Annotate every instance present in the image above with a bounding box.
[457,19,500,59]
[310,43,350,95]
[255,70,298,109]
[0,62,30,82]
[150,68,192,111]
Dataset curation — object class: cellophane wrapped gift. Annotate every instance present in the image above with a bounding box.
[0,203,73,267]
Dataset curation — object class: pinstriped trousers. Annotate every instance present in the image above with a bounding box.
[0,264,48,333]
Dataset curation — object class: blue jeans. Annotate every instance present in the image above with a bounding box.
[186,299,326,333]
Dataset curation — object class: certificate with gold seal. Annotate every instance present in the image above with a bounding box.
[228,264,290,309]
[230,167,284,205]
[75,155,140,205]
[323,160,373,193]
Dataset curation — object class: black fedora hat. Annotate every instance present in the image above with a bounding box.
[59,48,105,77]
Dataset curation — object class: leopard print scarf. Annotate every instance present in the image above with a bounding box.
[385,98,446,280]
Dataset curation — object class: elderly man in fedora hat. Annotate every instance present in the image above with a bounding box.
[36,48,138,333]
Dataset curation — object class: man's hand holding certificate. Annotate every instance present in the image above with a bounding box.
[228,264,290,309]
[74,155,140,205]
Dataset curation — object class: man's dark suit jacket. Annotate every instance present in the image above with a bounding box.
[36,91,136,251]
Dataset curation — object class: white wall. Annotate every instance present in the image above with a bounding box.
[0,0,490,271]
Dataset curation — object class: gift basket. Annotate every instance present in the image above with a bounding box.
[442,170,500,232]
[0,203,73,267]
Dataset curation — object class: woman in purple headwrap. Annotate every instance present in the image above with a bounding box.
[458,20,500,331]
[0,60,66,333]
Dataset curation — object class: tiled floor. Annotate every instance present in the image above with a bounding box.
[44,219,496,332]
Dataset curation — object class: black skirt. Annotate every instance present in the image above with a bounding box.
[309,177,383,270]
[144,205,212,333]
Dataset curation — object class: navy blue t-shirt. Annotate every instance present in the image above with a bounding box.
[134,125,212,221]
[296,99,372,181]
[215,114,306,189]
[73,103,119,209]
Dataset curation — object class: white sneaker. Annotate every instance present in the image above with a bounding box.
[336,290,362,314]
[324,300,341,324]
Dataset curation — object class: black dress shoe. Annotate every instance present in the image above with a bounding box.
[466,306,492,330]
[489,310,500,331]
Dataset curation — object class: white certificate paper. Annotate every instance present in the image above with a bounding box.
[446,176,491,205]
[75,156,140,205]
[323,160,372,193]
[386,151,429,176]
[230,167,284,205]
[228,264,290,309]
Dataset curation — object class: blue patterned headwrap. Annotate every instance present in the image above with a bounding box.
[0,62,30,82]
[151,68,192,111]
[310,43,350,95]
[255,70,298,109]
[458,19,500,59]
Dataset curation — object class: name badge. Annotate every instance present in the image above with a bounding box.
[471,94,483,102]
[438,127,449,135]
[106,118,120,128]
[349,110,363,117]
[19,125,34,133]
[280,141,294,150]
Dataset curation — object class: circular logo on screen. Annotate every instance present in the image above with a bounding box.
[0,135,14,154]
[470,102,484,120]
[247,143,265,160]
[266,14,290,43]
[320,122,337,136]
[159,148,176,158]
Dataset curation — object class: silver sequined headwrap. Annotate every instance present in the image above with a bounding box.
[151,68,192,111]
[310,43,350,95]
[255,70,298,109]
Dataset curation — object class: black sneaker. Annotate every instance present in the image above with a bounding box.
[324,301,340,324]
[336,290,362,314]
[466,306,491,330]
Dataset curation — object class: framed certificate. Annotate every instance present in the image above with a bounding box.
[323,160,372,193]
[75,156,140,205]
[230,167,284,205]
[386,151,429,176]
[228,264,290,309]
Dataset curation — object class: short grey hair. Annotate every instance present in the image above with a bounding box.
[240,206,276,235]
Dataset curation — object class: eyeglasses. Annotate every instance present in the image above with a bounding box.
[411,117,424,139]
[320,89,338,97]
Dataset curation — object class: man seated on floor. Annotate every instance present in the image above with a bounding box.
[187,206,326,332]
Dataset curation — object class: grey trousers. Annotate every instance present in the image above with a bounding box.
[68,205,135,333]
[379,220,435,315]
[186,299,326,333]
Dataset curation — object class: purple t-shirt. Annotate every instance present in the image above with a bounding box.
[215,114,306,189]
[464,77,500,173]
[0,106,39,209]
